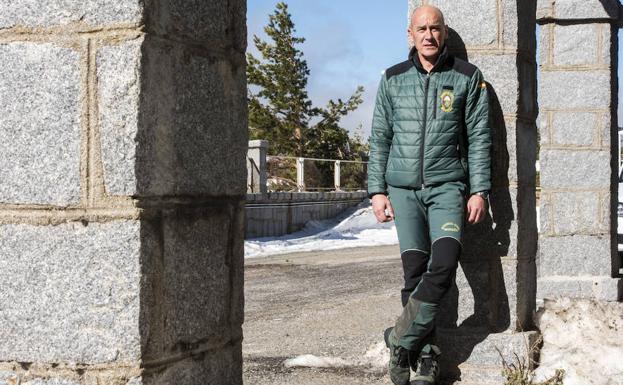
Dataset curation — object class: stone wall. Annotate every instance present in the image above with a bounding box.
[0,2,246,385]
[408,1,539,382]
[536,0,621,301]
[246,192,367,238]
[410,0,538,334]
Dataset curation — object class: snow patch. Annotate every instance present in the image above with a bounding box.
[282,341,389,372]
[533,298,623,385]
[360,341,389,369]
[245,200,398,258]
[283,354,350,369]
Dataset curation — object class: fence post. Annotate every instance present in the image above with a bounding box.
[296,157,305,192]
[247,140,268,194]
[334,160,341,191]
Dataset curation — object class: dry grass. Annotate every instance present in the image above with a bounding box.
[496,343,565,385]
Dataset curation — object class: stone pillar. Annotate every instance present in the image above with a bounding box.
[408,1,539,382]
[536,0,621,301]
[0,2,246,385]
[247,140,268,194]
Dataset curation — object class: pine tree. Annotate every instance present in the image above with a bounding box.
[305,89,364,160]
[247,2,364,159]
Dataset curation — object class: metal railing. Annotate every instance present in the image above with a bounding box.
[247,157,261,193]
[267,155,368,192]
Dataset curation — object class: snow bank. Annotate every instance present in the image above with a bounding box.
[534,298,623,385]
[245,200,398,258]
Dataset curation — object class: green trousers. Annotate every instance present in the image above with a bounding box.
[387,181,466,352]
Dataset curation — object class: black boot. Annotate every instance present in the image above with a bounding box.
[412,345,441,385]
[384,327,416,385]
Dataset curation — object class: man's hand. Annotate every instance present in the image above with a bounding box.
[466,195,487,224]
[371,194,395,223]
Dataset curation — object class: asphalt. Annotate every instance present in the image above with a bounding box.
[243,245,403,385]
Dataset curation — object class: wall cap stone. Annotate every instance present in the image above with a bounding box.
[248,140,269,149]
[537,0,620,21]
[245,191,367,203]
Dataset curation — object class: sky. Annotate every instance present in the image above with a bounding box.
[247,0,409,139]
[247,1,623,138]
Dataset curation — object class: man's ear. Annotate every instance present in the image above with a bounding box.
[407,28,415,48]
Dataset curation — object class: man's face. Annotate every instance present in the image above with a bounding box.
[408,8,447,61]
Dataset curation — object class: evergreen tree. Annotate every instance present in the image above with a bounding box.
[247,2,364,159]
[305,90,364,160]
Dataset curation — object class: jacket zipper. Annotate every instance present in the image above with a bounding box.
[432,86,437,120]
[420,73,430,189]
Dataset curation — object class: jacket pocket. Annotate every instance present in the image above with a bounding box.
[459,154,468,179]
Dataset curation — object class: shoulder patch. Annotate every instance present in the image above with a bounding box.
[385,60,413,80]
[452,57,477,78]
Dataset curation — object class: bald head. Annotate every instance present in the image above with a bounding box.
[410,5,445,27]
[408,5,448,69]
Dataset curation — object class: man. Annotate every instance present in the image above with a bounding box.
[367,5,491,385]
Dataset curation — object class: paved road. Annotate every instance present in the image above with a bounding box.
[243,245,403,385]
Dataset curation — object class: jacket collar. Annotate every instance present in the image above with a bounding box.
[409,45,450,74]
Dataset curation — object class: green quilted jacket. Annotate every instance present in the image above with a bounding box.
[368,46,491,196]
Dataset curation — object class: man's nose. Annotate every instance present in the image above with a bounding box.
[424,28,433,39]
